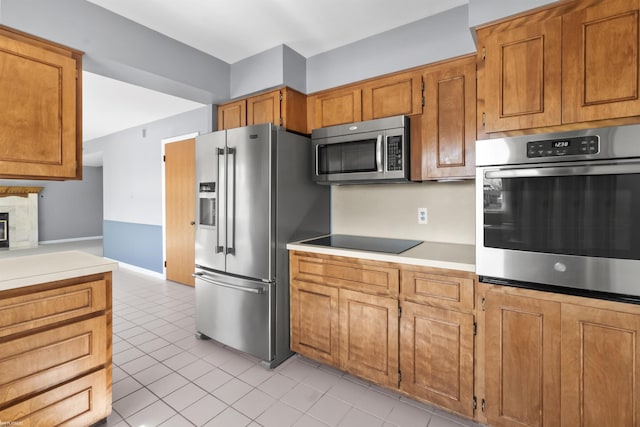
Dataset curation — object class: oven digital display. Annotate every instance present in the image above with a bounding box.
[527,135,599,158]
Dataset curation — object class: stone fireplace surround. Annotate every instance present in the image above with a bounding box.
[0,186,42,249]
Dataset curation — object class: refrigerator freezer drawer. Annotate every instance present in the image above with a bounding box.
[195,272,272,361]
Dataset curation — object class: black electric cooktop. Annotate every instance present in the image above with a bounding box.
[304,234,422,254]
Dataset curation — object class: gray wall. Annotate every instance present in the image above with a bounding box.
[0,0,230,104]
[306,5,476,93]
[468,0,558,28]
[0,167,103,241]
[96,105,214,272]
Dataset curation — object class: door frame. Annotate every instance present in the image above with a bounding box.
[161,132,199,279]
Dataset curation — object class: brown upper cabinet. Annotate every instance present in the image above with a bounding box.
[562,0,640,123]
[306,70,423,133]
[478,0,640,135]
[309,87,363,130]
[217,99,247,130]
[413,55,476,180]
[217,87,307,134]
[0,25,83,180]
[479,15,562,133]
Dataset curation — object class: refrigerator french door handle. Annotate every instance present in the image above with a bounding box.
[226,146,236,255]
[193,273,265,294]
[215,148,225,253]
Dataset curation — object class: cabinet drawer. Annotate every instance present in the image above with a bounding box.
[0,315,108,404]
[292,255,399,296]
[0,368,109,427]
[401,268,474,311]
[0,277,107,339]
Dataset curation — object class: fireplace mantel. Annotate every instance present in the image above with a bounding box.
[0,186,43,198]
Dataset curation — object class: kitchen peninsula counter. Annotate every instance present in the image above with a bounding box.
[287,237,475,272]
[0,250,117,290]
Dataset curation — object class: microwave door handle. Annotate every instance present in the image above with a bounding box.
[215,148,225,253]
[485,162,640,179]
[376,135,383,172]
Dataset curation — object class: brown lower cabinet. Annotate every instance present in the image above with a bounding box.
[480,282,640,427]
[290,250,476,418]
[0,273,112,426]
[292,252,640,425]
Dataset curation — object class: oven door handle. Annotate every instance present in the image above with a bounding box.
[485,162,640,179]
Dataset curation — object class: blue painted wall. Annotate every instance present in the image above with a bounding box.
[103,220,163,272]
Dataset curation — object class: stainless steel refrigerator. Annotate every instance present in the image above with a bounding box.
[194,123,330,368]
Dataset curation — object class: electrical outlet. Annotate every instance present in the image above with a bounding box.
[418,207,428,224]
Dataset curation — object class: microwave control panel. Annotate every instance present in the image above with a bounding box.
[527,135,599,158]
[387,136,403,171]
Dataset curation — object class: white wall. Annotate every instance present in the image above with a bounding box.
[97,106,213,225]
[332,181,476,245]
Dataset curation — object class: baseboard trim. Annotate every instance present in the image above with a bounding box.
[40,236,103,244]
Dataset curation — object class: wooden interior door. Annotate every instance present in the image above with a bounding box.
[561,303,640,427]
[165,138,195,286]
[485,290,561,427]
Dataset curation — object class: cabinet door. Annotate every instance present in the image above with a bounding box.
[247,90,281,127]
[217,99,247,130]
[481,16,562,132]
[400,301,474,417]
[563,0,640,123]
[290,280,340,367]
[339,289,398,388]
[0,28,81,179]
[561,303,640,427]
[422,56,476,180]
[361,72,422,121]
[312,88,363,129]
[485,291,561,427]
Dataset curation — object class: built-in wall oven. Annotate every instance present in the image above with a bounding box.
[476,125,640,301]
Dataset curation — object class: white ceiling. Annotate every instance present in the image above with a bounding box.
[82,0,468,164]
[86,0,468,63]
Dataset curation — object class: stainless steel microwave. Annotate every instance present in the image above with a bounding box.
[311,115,410,184]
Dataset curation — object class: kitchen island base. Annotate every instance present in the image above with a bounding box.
[0,251,116,427]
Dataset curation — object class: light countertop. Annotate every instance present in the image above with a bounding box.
[0,250,118,291]
[287,237,475,272]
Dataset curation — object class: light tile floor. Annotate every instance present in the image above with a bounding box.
[107,266,485,427]
[4,240,484,427]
